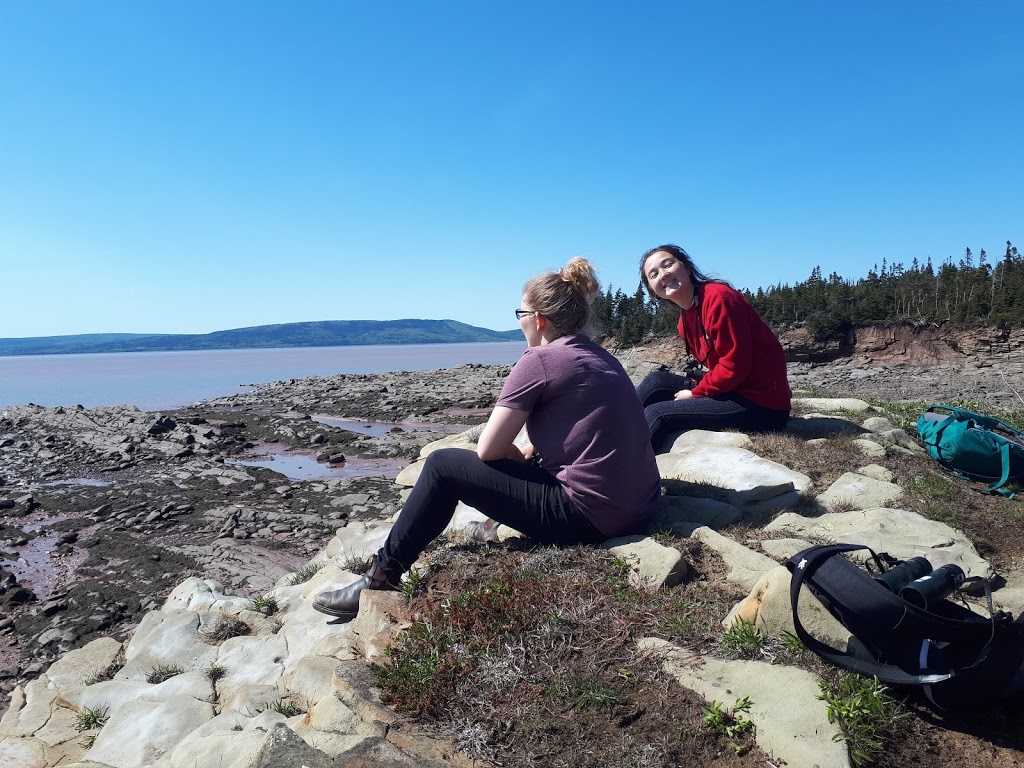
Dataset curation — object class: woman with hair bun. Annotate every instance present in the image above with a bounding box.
[314,257,661,621]
[637,244,791,450]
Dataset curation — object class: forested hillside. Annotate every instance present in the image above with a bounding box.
[594,240,1023,344]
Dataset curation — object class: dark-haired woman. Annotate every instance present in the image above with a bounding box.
[313,257,661,620]
[637,244,791,451]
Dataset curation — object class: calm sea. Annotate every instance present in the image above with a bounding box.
[0,342,526,412]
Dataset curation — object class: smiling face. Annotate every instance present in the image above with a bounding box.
[643,250,695,308]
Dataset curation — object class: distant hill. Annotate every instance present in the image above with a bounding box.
[0,320,523,356]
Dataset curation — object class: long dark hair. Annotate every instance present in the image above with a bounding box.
[638,243,720,302]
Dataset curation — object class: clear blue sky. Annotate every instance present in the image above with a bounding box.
[2,2,1021,338]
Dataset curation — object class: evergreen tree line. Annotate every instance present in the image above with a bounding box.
[592,241,1023,344]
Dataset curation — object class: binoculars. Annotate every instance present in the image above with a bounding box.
[874,557,967,610]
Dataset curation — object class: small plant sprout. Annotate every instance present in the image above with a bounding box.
[702,696,755,754]
[248,594,278,615]
[75,706,109,732]
[400,568,426,599]
[720,619,768,659]
[80,732,98,749]
[205,663,227,683]
[340,553,372,573]
[818,674,910,768]
[206,616,252,642]
[547,675,623,714]
[146,664,185,684]
[259,698,305,717]
[288,562,324,586]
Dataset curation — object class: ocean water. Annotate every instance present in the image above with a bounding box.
[0,342,525,412]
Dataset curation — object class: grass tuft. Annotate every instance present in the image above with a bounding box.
[702,696,755,754]
[547,674,624,714]
[75,706,109,732]
[205,663,228,683]
[248,594,279,615]
[258,698,305,717]
[818,673,910,768]
[288,562,324,585]
[145,663,184,684]
[205,616,252,642]
[719,619,767,660]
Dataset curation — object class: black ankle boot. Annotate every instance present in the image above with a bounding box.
[313,557,398,620]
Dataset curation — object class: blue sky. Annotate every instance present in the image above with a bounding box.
[2,2,1021,338]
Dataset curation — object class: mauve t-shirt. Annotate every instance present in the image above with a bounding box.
[496,334,661,537]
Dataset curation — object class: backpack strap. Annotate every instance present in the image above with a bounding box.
[789,544,954,686]
[985,441,1014,497]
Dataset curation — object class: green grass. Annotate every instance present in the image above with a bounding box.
[74,706,109,731]
[818,673,910,768]
[82,660,122,686]
[905,472,955,499]
[206,616,252,642]
[547,674,624,714]
[702,696,755,755]
[340,553,373,573]
[400,567,426,599]
[288,562,324,585]
[258,698,305,717]
[205,663,228,683]
[248,594,279,615]
[145,664,184,684]
[719,619,767,659]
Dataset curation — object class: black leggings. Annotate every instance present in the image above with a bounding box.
[636,370,789,451]
[378,447,604,576]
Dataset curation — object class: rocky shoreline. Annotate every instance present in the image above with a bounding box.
[2,348,1022,710]
[1,342,1022,767]
[0,364,513,713]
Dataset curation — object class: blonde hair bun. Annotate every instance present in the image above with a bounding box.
[559,257,599,300]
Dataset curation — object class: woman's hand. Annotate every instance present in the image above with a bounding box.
[674,389,694,400]
[477,406,529,462]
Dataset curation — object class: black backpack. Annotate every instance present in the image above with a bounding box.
[786,543,1024,712]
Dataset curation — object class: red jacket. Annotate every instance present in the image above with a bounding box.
[679,282,791,411]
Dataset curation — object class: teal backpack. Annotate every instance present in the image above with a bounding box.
[916,405,1024,498]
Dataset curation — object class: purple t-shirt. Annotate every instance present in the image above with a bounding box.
[496,334,661,537]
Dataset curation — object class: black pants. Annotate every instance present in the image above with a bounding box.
[636,370,789,452]
[378,447,604,576]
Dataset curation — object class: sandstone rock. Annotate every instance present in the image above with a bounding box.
[665,428,752,452]
[814,472,902,511]
[793,397,873,414]
[657,445,811,508]
[640,637,850,768]
[348,591,413,664]
[602,535,689,590]
[650,494,742,535]
[86,694,215,768]
[690,527,778,591]
[766,507,992,578]
[724,566,858,653]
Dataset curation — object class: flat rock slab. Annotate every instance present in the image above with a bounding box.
[657,446,811,507]
[639,637,850,768]
[87,693,215,768]
[793,397,873,414]
[691,527,778,592]
[814,472,902,511]
[665,429,753,452]
[651,495,742,535]
[785,415,866,439]
[602,535,689,590]
[766,507,992,578]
